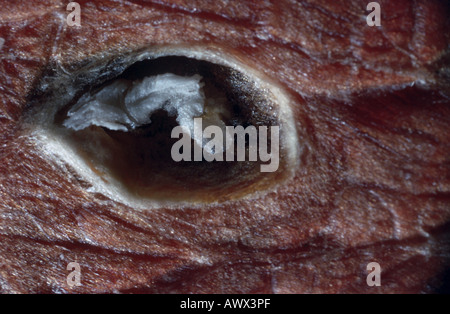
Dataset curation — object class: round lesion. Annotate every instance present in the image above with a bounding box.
[48,55,292,204]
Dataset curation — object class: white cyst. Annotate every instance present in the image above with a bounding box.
[63,73,206,138]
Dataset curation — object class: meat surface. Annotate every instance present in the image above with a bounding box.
[0,0,449,293]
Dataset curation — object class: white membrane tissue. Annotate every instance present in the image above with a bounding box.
[63,73,206,136]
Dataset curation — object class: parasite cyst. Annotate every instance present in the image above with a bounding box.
[27,51,299,208]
